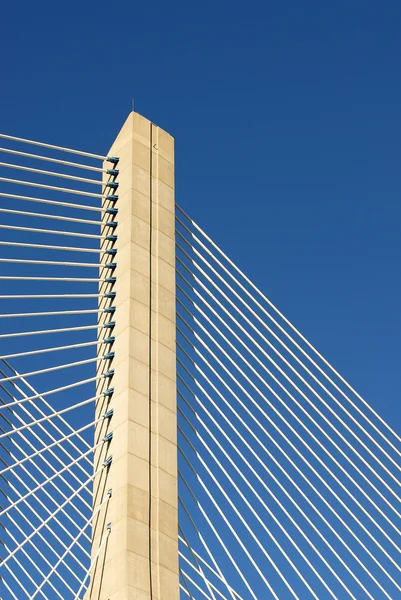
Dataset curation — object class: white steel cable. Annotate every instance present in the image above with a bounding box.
[0,292,114,299]
[0,275,115,282]
[0,222,114,239]
[177,234,401,470]
[0,240,109,254]
[0,257,105,268]
[73,525,111,600]
[179,412,330,600]
[0,191,112,212]
[177,265,401,508]
[179,451,282,600]
[177,284,401,525]
[178,473,258,600]
[0,176,116,198]
[177,206,401,445]
[0,416,100,475]
[0,206,105,225]
[30,492,111,600]
[0,146,113,172]
[0,307,115,319]
[1,337,112,360]
[0,132,110,160]
[178,384,357,600]
[0,322,114,340]
[0,161,105,186]
[176,334,399,597]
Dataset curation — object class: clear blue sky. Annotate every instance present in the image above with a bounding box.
[2,1,400,427]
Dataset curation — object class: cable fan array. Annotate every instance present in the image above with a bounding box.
[176,207,401,600]
[0,134,118,599]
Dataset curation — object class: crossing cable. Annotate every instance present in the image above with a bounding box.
[0,133,116,162]
[176,232,401,470]
[178,472,258,600]
[0,191,117,213]
[177,264,401,512]
[179,515,237,600]
[178,537,245,600]
[179,448,283,600]
[4,495,89,590]
[0,382,94,505]
[3,457,92,560]
[0,355,110,384]
[0,416,102,475]
[3,516,73,600]
[0,373,114,411]
[179,524,219,600]
[179,493,237,600]
[0,393,108,438]
[180,568,196,600]
[179,408,334,600]
[0,442,105,519]
[30,491,112,600]
[178,383,358,600]
[181,568,228,600]
[176,206,401,446]
[0,146,117,173]
[179,554,239,600]
[1,359,103,456]
[176,333,400,597]
[4,417,94,518]
[0,258,113,268]
[1,462,108,567]
[2,538,72,600]
[176,284,401,527]
[73,524,112,600]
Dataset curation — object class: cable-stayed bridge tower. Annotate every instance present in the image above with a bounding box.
[0,112,400,600]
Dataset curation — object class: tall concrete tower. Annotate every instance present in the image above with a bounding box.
[89,112,178,599]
